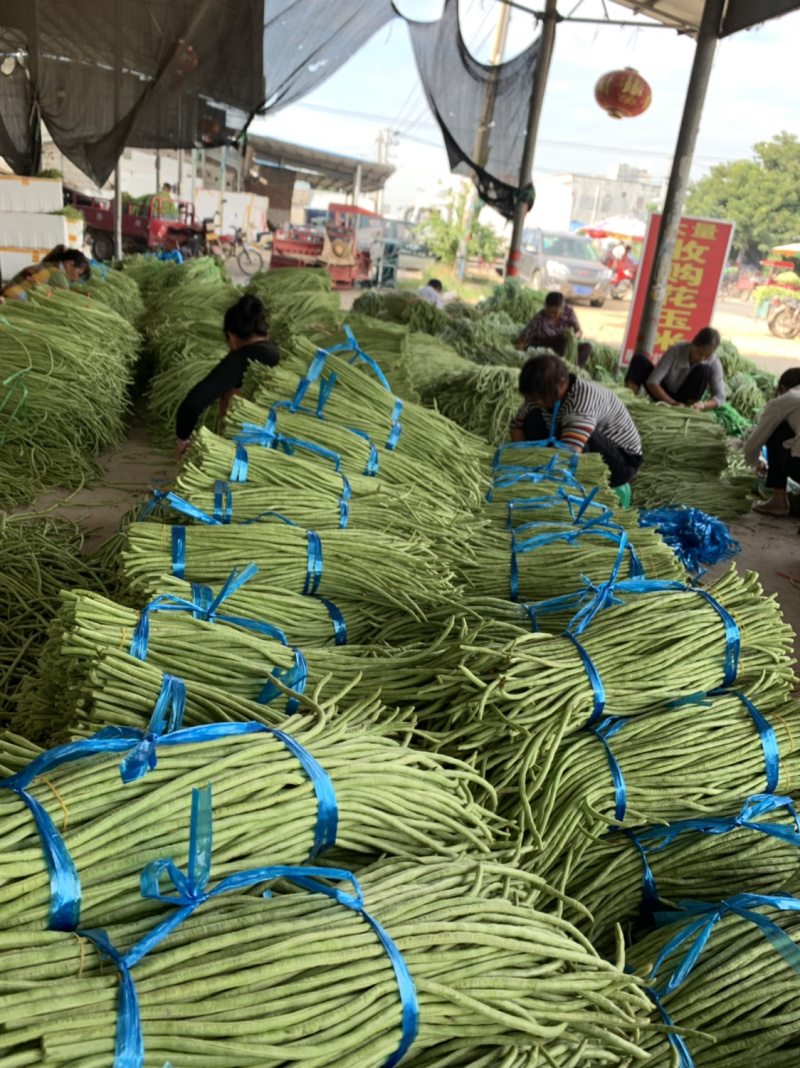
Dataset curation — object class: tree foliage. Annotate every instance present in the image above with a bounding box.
[685,132,800,257]
[417,187,504,265]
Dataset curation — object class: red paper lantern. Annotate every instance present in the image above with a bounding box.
[595,68,652,119]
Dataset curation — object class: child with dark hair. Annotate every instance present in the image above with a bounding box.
[1,245,90,299]
[744,366,800,517]
[510,353,643,487]
[516,291,593,368]
[625,327,725,410]
[174,294,278,459]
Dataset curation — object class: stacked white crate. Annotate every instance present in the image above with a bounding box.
[0,175,85,282]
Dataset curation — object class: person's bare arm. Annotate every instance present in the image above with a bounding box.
[510,427,526,442]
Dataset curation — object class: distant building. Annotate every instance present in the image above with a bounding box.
[529,165,664,232]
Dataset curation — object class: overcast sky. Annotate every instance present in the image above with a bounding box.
[251,0,800,217]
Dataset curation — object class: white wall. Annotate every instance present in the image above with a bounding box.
[527,174,574,232]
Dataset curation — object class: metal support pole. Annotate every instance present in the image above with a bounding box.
[156,149,161,191]
[114,161,123,260]
[190,147,197,203]
[506,0,558,277]
[636,0,725,356]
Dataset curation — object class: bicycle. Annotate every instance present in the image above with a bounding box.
[221,227,263,275]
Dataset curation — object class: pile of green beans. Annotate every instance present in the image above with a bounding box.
[0,857,650,1068]
[121,522,459,618]
[628,903,800,1066]
[0,288,137,504]
[0,703,497,931]
[225,395,490,509]
[0,513,109,724]
[74,264,145,325]
[558,789,800,956]
[0,730,43,777]
[418,365,520,446]
[247,266,332,311]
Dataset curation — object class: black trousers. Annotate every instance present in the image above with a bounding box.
[625,352,712,404]
[522,409,643,488]
[765,420,800,490]
[540,333,593,369]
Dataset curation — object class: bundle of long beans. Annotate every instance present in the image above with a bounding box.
[0,288,137,503]
[312,313,424,401]
[558,790,800,956]
[225,395,489,508]
[19,588,467,736]
[0,699,498,931]
[251,334,491,466]
[172,463,477,554]
[0,730,43,777]
[0,513,109,722]
[491,443,611,487]
[0,856,650,1067]
[632,467,752,518]
[458,521,685,602]
[418,365,519,446]
[247,266,332,311]
[627,899,800,1066]
[256,288,342,346]
[121,522,459,616]
[522,686,800,881]
[415,568,796,824]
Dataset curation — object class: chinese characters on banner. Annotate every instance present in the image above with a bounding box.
[619,214,735,367]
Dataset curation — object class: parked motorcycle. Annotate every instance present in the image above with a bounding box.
[767,297,800,340]
[610,261,637,300]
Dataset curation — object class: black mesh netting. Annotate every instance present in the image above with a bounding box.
[405,0,539,219]
[261,0,395,112]
[0,0,264,186]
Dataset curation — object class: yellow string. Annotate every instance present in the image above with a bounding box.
[39,777,69,832]
[72,933,86,979]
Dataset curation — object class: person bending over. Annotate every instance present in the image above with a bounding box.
[416,278,444,309]
[510,353,643,488]
[744,367,800,517]
[625,327,725,411]
[175,294,279,460]
[1,245,90,300]
[517,291,592,368]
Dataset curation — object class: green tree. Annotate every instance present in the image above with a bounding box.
[685,132,800,259]
[417,187,504,265]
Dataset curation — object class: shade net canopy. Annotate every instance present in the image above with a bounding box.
[610,0,800,36]
[405,0,540,220]
[0,0,264,185]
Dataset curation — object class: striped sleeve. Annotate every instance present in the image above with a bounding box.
[560,379,641,455]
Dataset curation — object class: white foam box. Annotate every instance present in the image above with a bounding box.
[0,213,84,251]
[0,174,63,213]
[0,248,46,283]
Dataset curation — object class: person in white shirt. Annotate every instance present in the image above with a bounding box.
[416,278,444,309]
[744,367,800,516]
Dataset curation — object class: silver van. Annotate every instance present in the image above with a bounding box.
[519,229,612,307]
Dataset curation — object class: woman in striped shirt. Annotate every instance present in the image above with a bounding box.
[510,354,643,487]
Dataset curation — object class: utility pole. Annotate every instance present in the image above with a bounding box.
[506,0,559,278]
[457,1,512,280]
[637,0,726,356]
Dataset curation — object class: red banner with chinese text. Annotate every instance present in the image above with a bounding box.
[619,213,735,367]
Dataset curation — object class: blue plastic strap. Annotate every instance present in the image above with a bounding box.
[651,892,800,999]
[230,442,249,482]
[586,717,628,823]
[638,505,741,578]
[644,986,694,1068]
[630,793,800,918]
[292,348,329,408]
[303,531,323,595]
[257,647,308,714]
[171,526,186,579]
[130,565,289,662]
[234,425,344,474]
[118,675,187,783]
[82,787,417,1068]
[493,401,563,469]
[346,427,380,475]
[315,595,348,645]
[334,325,393,391]
[213,480,232,523]
[566,632,606,725]
[711,689,780,793]
[510,525,642,603]
[339,474,351,529]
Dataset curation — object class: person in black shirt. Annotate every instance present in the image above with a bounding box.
[175,294,279,460]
